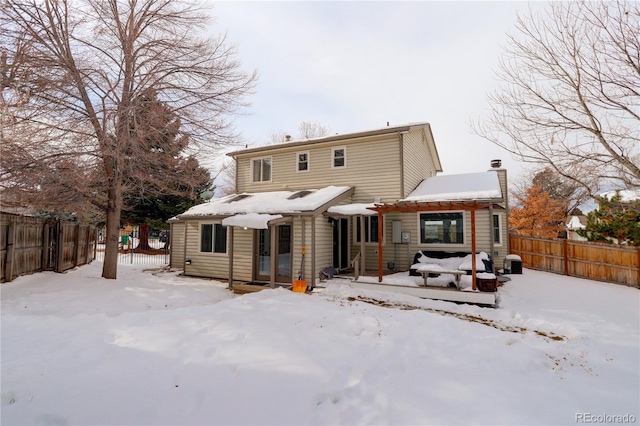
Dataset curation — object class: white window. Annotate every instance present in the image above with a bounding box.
[493,214,502,245]
[252,157,272,182]
[419,212,464,245]
[297,152,309,172]
[355,215,382,243]
[332,147,346,168]
[200,223,227,254]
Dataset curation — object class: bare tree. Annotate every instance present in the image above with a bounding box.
[511,167,590,216]
[474,1,639,199]
[298,121,330,139]
[0,0,256,279]
[267,121,331,145]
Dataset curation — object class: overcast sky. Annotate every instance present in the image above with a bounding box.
[210,1,548,183]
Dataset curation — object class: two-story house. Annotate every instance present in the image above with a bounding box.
[169,122,509,291]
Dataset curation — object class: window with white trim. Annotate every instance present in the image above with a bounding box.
[252,157,272,182]
[355,215,381,243]
[419,212,464,244]
[200,223,227,253]
[332,147,346,168]
[297,152,309,172]
[493,214,502,245]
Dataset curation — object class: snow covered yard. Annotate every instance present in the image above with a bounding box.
[1,263,638,425]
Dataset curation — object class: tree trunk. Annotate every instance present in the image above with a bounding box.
[102,186,122,279]
[136,225,152,251]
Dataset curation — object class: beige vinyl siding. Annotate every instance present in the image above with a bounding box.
[491,211,508,269]
[169,221,185,268]
[402,128,437,197]
[231,228,253,282]
[236,134,403,202]
[313,216,334,284]
[183,220,230,279]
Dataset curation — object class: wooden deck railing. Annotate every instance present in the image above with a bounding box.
[509,234,639,288]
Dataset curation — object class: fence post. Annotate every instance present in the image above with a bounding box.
[563,239,569,276]
[84,226,91,264]
[637,247,640,288]
[4,218,16,282]
[56,221,64,272]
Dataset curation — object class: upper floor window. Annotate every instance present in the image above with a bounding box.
[297,152,309,172]
[332,147,346,168]
[200,223,227,253]
[419,212,464,244]
[355,215,381,243]
[252,157,271,182]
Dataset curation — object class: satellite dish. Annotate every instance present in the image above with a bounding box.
[200,190,214,202]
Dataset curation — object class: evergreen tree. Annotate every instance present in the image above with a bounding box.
[577,193,640,246]
[121,90,212,251]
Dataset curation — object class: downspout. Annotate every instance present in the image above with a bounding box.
[182,221,188,272]
[227,226,234,290]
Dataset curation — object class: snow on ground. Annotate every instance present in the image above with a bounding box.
[1,263,638,425]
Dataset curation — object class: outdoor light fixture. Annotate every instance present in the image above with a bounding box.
[185,259,192,265]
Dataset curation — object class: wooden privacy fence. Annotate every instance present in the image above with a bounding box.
[509,234,639,288]
[0,212,97,283]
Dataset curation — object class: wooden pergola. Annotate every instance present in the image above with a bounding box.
[368,199,502,291]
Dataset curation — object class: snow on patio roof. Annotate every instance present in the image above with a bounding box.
[177,186,352,218]
[327,203,377,216]
[402,171,502,203]
[221,213,283,229]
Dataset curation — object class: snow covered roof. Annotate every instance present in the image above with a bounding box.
[221,213,283,229]
[402,171,502,203]
[598,189,640,202]
[176,186,352,218]
[227,122,430,156]
[566,216,586,230]
[327,203,377,216]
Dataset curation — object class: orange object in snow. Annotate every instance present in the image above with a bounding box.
[293,280,307,293]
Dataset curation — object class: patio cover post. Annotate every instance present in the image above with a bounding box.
[378,210,383,282]
[471,208,477,291]
[359,215,366,277]
[228,226,234,290]
[270,224,276,289]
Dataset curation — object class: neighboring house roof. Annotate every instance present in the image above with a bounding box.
[599,189,640,202]
[402,171,503,203]
[566,215,587,230]
[175,186,353,219]
[226,122,443,173]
